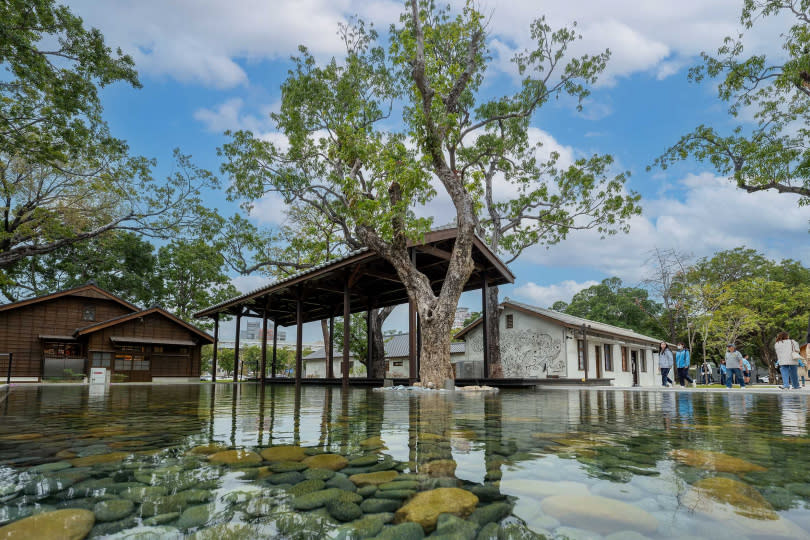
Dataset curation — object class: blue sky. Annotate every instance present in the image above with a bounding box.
[68,0,809,342]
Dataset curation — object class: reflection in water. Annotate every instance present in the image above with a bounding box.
[0,385,809,538]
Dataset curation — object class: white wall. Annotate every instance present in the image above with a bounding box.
[462,306,661,386]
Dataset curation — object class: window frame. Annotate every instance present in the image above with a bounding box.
[604,345,613,372]
[621,346,629,372]
[81,304,96,322]
[577,340,585,371]
[506,314,514,329]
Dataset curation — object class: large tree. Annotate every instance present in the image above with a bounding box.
[222,2,632,386]
[0,1,217,268]
[552,277,664,338]
[656,0,810,206]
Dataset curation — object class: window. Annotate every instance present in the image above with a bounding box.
[506,314,514,329]
[621,346,628,372]
[577,340,585,371]
[81,305,96,321]
[153,345,164,353]
[91,352,112,368]
[393,361,403,367]
[115,353,146,371]
[604,346,613,372]
[640,350,647,372]
[44,342,81,358]
[594,345,601,372]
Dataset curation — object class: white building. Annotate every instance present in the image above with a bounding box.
[455,299,664,387]
[303,333,466,378]
[453,307,471,329]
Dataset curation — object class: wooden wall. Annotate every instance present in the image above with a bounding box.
[0,294,133,378]
[86,312,202,378]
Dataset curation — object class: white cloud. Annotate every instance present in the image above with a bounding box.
[521,172,810,283]
[194,98,267,133]
[68,0,402,88]
[513,279,600,308]
[67,0,776,90]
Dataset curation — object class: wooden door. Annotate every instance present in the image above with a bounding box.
[595,345,602,379]
[113,350,151,382]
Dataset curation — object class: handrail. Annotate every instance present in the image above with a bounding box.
[0,353,12,385]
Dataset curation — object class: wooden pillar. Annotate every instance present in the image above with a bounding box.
[408,300,418,384]
[481,274,490,379]
[233,312,241,383]
[272,321,278,378]
[342,279,350,385]
[327,316,335,379]
[582,324,589,380]
[212,314,219,382]
[260,308,268,384]
[295,287,303,386]
[366,306,373,379]
[416,312,421,377]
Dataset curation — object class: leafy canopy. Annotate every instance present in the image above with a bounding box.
[655,0,810,206]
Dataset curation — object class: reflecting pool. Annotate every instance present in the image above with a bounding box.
[1,384,810,539]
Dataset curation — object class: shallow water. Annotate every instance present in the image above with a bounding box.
[1,384,810,539]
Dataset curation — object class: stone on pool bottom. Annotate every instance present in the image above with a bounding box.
[541,494,658,535]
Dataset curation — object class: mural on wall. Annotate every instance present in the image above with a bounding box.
[466,324,564,377]
[501,329,563,377]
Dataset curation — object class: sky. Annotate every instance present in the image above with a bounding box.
[65,0,809,342]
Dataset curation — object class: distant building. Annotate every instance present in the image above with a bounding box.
[455,298,664,387]
[0,284,212,383]
[453,307,471,328]
[244,321,259,340]
[303,333,465,378]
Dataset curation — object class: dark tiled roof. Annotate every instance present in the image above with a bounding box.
[304,332,464,360]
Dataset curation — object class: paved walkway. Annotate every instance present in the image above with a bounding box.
[538,384,809,395]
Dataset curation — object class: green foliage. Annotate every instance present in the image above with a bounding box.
[655,0,810,205]
[558,277,665,338]
[154,238,239,323]
[0,231,160,305]
[0,1,220,268]
[461,312,481,327]
[334,314,369,366]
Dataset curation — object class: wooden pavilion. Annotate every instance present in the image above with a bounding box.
[193,227,514,385]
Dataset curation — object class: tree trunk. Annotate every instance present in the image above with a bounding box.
[418,306,456,387]
[368,307,392,378]
[486,285,502,378]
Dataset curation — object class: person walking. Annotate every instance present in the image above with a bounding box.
[675,342,694,387]
[719,361,727,386]
[742,354,752,385]
[659,342,674,387]
[725,344,745,389]
[775,332,801,390]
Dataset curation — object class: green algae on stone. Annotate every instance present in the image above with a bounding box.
[327,500,364,522]
[467,502,512,526]
[361,498,402,513]
[0,509,95,540]
[268,471,305,485]
[372,522,425,540]
[142,512,180,526]
[286,478,326,497]
[93,498,135,522]
[269,461,309,473]
[304,468,336,481]
[375,489,416,500]
[350,471,399,487]
[177,504,213,529]
[379,481,419,491]
[431,513,478,540]
[260,445,307,462]
[120,486,168,503]
[292,488,347,510]
[475,522,499,540]
[349,455,380,467]
[104,525,183,539]
[302,453,349,471]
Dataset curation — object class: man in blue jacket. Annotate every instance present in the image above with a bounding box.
[675,342,695,388]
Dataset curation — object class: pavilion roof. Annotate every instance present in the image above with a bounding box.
[194,227,514,326]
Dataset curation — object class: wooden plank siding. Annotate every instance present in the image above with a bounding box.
[0,286,208,381]
[0,296,132,378]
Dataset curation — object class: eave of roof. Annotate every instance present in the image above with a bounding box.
[454,299,663,345]
[75,307,214,343]
[0,283,139,314]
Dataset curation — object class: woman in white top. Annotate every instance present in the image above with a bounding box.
[774,331,801,390]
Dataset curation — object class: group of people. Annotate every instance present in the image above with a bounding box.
[658,331,809,390]
[658,342,695,388]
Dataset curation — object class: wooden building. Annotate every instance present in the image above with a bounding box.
[0,284,213,382]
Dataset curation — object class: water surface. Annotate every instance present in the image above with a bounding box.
[1,384,809,539]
